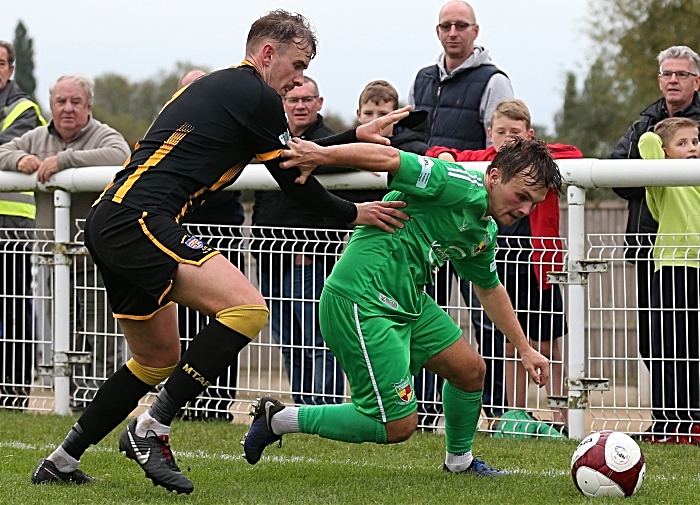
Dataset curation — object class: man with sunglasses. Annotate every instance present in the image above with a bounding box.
[408,1,513,150]
[611,45,700,442]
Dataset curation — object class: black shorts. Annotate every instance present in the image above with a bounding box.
[84,201,220,319]
[501,263,567,342]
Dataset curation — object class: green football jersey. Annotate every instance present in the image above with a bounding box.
[325,151,499,319]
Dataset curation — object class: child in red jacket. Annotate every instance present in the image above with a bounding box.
[427,99,582,432]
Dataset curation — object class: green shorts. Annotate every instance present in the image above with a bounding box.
[319,288,463,423]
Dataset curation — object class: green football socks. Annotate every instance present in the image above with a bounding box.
[299,403,388,444]
[442,380,482,454]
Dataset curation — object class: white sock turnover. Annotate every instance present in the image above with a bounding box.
[270,406,300,435]
[135,410,170,438]
[444,450,474,472]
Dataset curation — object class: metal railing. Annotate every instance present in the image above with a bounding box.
[0,158,698,441]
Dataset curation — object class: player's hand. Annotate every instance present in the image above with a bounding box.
[353,201,408,233]
[280,138,324,184]
[520,348,550,388]
[438,152,456,162]
[36,156,60,183]
[356,105,412,146]
[17,154,41,174]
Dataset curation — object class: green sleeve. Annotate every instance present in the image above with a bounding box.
[452,223,500,289]
[638,132,665,160]
[388,151,447,200]
[646,187,662,222]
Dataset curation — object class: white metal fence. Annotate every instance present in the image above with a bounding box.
[0,159,698,442]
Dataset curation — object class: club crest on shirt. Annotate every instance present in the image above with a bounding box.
[471,233,492,256]
[278,129,291,146]
[184,235,205,250]
[394,376,413,404]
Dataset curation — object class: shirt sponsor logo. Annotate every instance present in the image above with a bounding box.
[278,129,291,146]
[416,156,433,189]
[184,235,205,250]
[429,241,467,266]
[459,218,469,232]
[378,292,398,310]
[394,376,414,404]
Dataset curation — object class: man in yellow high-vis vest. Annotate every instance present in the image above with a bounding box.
[0,39,45,409]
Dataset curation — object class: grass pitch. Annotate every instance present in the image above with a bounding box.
[0,410,698,504]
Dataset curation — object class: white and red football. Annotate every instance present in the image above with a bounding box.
[571,430,646,498]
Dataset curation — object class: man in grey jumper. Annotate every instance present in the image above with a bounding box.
[0,74,131,409]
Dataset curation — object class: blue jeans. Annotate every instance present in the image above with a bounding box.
[259,259,344,405]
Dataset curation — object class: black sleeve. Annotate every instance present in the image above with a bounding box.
[312,128,358,147]
[262,157,358,223]
[610,123,644,200]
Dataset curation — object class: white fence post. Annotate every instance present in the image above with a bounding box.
[53,190,72,415]
[567,185,587,440]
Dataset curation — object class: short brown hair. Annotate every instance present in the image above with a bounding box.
[491,99,531,129]
[654,117,699,146]
[0,40,15,66]
[488,136,563,191]
[358,80,399,110]
[246,10,317,60]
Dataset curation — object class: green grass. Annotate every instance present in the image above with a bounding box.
[0,410,698,504]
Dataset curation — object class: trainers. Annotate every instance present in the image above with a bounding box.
[118,419,193,494]
[31,458,97,485]
[242,396,285,465]
[442,458,509,477]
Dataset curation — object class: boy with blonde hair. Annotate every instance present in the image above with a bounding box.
[638,117,700,444]
[427,99,581,433]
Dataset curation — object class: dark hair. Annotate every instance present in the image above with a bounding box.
[488,136,563,191]
[0,40,15,66]
[246,10,317,60]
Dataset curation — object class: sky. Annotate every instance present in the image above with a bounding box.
[2,0,593,132]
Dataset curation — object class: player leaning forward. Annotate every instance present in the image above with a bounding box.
[244,135,563,475]
[31,10,410,494]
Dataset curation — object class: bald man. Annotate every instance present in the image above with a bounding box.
[408,1,513,150]
[178,69,206,90]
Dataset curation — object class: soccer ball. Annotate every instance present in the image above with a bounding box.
[571,430,646,498]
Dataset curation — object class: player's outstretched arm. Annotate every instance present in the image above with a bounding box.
[473,283,550,388]
[280,138,401,184]
[312,105,413,148]
[263,156,408,233]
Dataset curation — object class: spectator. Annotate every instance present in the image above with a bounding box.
[637,118,700,444]
[0,74,131,411]
[252,76,345,405]
[428,99,580,433]
[177,69,206,90]
[611,46,700,374]
[408,0,514,150]
[0,39,45,409]
[176,69,245,421]
[408,0,514,429]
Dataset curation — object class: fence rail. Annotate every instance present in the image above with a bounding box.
[0,159,698,441]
